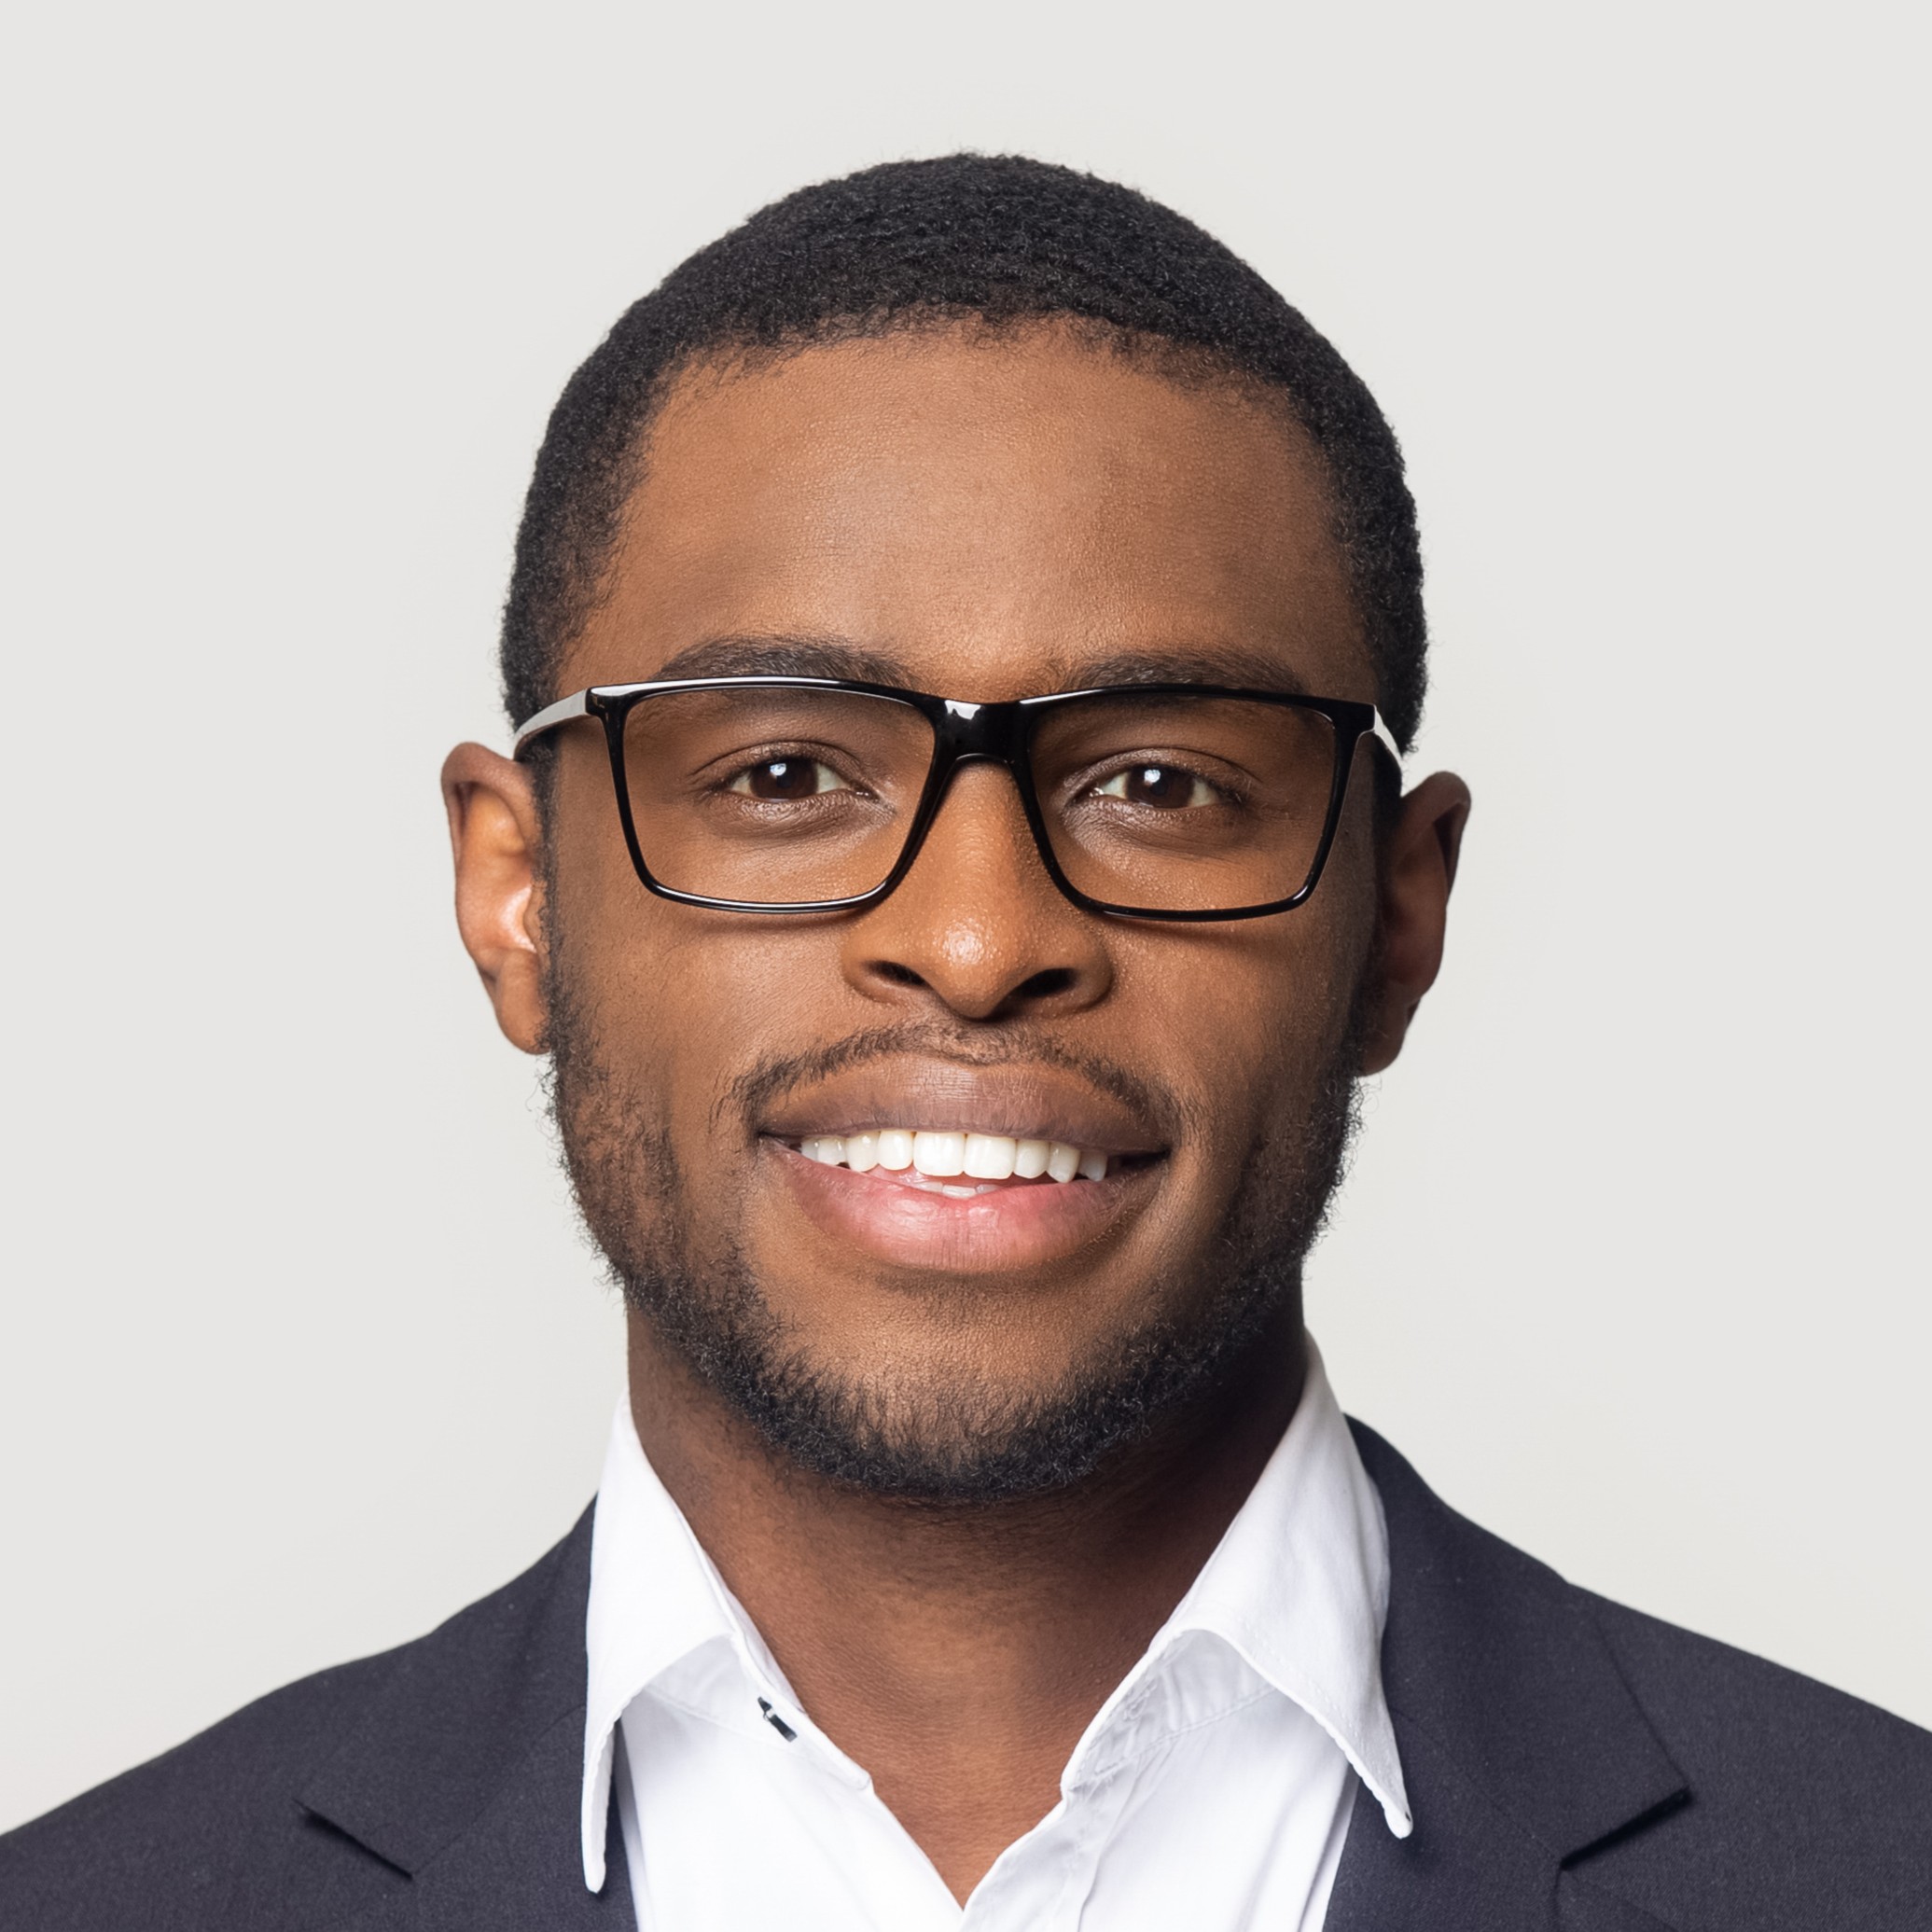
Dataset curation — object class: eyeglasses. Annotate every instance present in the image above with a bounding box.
[513,676,1400,922]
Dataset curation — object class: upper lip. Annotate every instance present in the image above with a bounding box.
[757,1057,1168,1157]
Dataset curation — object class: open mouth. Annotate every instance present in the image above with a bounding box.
[779,1130,1155,1200]
[757,1058,1169,1266]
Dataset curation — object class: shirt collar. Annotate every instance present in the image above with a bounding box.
[1142,1336,1411,1837]
[580,1403,784,1889]
[581,1333,1409,1888]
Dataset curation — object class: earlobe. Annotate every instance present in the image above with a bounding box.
[1359,771,1472,1077]
[441,744,550,1054]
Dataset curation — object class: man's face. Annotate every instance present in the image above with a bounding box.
[488,326,1408,1495]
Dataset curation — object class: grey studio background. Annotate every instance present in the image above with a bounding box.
[3,0,1926,1833]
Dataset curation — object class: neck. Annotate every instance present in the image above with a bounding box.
[624,1298,1307,1900]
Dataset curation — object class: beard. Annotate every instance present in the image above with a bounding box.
[546,957,1369,1507]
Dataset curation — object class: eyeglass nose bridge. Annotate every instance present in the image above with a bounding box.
[923,694,1037,786]
[883,697,1061,897]
[932,695,1023,753]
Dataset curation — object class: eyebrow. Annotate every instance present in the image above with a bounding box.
[639,633,1314,697]
[1068,646,1313,696]
[648,634,905,684]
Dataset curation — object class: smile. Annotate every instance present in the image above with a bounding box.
[756,1057,1168,1270]
[770,1128,1161,1273]
[791,1130,1113,1197]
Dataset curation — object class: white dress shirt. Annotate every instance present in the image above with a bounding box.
[581,1337,1410,1931]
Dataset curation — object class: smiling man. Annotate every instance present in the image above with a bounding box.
[6,155,1928,1931]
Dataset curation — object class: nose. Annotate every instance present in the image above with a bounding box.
[840,763,1114,1022]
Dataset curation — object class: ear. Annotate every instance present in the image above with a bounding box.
[1359,771,1472,1076]
[441,743,549,1054]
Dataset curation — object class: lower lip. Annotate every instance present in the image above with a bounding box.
[771,1142,1154,1272]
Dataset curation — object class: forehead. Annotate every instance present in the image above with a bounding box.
[567,325,1369,701]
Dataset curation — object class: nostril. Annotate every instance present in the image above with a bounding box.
[1016,967,1077,1001]
[874,961,927,989]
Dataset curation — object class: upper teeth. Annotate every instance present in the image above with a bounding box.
[797,1131,1109,1184]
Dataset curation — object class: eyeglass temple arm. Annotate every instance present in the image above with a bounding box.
[1365,710,1404,769]
[511,688,592,758]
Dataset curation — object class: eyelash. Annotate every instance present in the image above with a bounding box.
[707,750,1251,812]
[1087,767,1220,808]
[1073,754,1252,810]
[718,751,868,799]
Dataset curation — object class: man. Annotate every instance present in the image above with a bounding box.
[4,154,1926,1930]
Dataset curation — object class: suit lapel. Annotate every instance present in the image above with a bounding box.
[327,1713,632,1931]
[1325,1730,1681,1932]
[293,1506,630,1929]
[288,1431,1695,1929]
[1327,1426,1689,1932]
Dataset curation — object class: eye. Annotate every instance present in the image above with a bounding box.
[1091,765,1220,810]
[726,758,854,801]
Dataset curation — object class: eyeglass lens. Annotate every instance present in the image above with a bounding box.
[619,686,1341,912]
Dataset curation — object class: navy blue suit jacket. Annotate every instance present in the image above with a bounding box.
[5,1425,1929,1928]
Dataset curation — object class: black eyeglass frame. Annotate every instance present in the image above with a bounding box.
[512,676,1401,923]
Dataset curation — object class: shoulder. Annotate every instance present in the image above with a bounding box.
[1589,1585,1932,1786]
[1348,1420,1932,1926]
[0,1654,404,1932]
[0,1510,593,1932]
[1584,1591,1932,1911]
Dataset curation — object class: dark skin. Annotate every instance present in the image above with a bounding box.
[444,325,1469,1898]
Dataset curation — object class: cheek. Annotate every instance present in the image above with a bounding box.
[589,909,838,1153]
[1117,884,1369,1122]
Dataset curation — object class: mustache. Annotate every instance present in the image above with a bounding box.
[716,1022,1199,1143]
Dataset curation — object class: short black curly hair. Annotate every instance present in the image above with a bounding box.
[501,153,1426,749]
